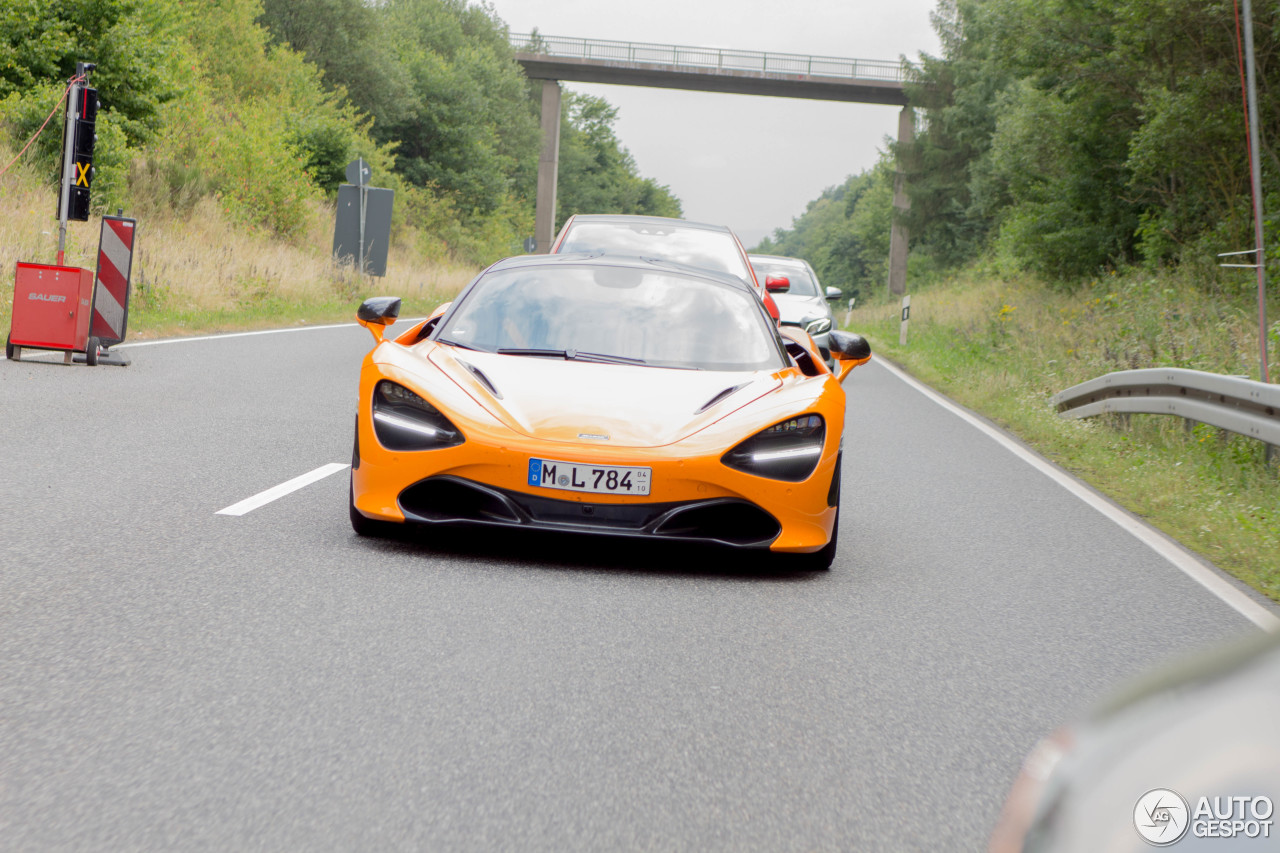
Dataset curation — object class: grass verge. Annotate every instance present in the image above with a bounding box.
[848,269,1280,603]
[2,155,475,341]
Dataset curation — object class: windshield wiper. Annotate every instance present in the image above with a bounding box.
[496,347,648,366]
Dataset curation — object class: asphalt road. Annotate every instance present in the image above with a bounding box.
[2,323,1275,851]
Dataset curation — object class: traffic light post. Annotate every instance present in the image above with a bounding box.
[56,62,98,265]
[5,60,135,367]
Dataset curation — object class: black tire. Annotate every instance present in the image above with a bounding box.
[85,337,99,366]
[5,334,13,360]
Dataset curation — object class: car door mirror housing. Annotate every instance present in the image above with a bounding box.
[828,330,872,382]
[357,296,401,343]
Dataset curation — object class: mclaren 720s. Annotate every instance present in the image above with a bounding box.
[349,253,871,569]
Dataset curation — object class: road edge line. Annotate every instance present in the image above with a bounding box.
[873,357,1280,632]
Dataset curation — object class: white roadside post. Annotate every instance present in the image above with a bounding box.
[899,294,911,346]
[844,298,855,328]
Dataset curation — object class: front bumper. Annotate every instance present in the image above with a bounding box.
[396,476,782,548]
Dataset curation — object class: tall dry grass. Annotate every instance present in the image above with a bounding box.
[1,148,477,338]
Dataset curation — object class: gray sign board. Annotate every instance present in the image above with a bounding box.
[333,185,393,277]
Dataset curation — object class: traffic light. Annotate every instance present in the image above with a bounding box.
[59,86,98,222]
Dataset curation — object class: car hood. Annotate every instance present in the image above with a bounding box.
[428,346,781,448]
[773,294,832,326]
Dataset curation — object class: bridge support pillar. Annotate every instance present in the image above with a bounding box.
[535,80,562,253]
[887,107,913,297]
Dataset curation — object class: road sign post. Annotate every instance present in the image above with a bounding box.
[334,158,393,277]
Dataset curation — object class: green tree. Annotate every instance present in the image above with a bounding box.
[754,159,896,301]
[374,0,539,215]
[257,0,413,139]
[0,0,184,147]
[900,0,1279,280]
[898,0,1010,267]
[554,92,681,227]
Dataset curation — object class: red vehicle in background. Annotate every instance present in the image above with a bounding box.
[549,214,781,322]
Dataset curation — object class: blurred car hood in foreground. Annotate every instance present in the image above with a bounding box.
[992,631,1280,852]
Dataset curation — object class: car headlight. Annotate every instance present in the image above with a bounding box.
[372,380,464,451]
[804,316,832,336]
[721,414,825,481]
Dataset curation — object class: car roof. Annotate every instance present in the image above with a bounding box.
[564,214,735,235]
[485,251,756,294]
[748,254,811,266]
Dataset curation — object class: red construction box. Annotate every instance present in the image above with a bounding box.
[8,263,96,361]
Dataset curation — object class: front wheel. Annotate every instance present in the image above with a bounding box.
[5,334,14,360]
[85,337,100,366]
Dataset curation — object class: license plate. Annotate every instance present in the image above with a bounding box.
[528,458,651,496]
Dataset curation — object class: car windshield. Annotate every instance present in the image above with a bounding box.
[436,264,785,372]
[750,261,819,297]
[556,221,753,284]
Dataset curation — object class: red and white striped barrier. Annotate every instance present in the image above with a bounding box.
[90,215,136,347]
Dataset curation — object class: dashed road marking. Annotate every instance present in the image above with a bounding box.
[217,463,349,516]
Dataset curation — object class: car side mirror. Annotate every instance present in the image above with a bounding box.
[765,275,790,293]
[357,296,401,343]
[825,287,842,301]
[829,330,871,383]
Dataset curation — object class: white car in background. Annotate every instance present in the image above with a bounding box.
[749,254,843,367]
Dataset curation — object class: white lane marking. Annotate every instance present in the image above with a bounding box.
[873,357,1280,632]
[217,463,349,516]
[1,318,427,359]
[115,318,427,349]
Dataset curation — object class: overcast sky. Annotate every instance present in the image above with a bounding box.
[484,0,943,247]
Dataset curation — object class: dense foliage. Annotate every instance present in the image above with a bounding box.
[767,0,1280,298]
[907,0,1278,282]
[0,0,680,264]
[754,157,896,301]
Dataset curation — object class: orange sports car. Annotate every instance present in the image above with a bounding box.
[349,253,870,569]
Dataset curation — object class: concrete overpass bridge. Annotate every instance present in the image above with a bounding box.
[513,33,915,295]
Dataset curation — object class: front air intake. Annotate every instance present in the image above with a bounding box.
[652,500,780,547]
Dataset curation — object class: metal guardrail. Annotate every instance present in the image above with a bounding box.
[510,33,907,83]
[1052,368,1280,449]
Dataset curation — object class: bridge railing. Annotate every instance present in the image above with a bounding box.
[510,33,907,83]
[1053,367,1280,453]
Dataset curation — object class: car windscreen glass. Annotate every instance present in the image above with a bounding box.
[557,222,751,282]
[751,262,819,297]
[437,265,785,371]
